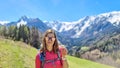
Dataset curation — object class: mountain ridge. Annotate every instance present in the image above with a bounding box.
[1,11,120,47]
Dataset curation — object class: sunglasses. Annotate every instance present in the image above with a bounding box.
[45,36,55,41]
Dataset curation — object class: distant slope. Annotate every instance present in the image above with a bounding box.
[0,38,38,68]
[67,55,115,68]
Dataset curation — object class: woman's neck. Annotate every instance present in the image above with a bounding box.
[47,45,53,52]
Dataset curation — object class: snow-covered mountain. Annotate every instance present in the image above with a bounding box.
[0,21,10,25]
[6,16,50,32]
[1,11,120,47]
[45,11,120,38]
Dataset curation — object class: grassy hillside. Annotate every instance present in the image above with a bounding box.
[67,55,115,68]
[0,38,115,68]
[0,38,38,68]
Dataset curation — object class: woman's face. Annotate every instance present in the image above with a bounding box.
[45,33,55,46]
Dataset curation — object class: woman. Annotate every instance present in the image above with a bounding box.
[35,29,69,68]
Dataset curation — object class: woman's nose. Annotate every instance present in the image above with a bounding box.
[48,37,52,41]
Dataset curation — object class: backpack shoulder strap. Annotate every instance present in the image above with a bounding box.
[40,52,46,68]
[57,49,62,65]
[57,50,61,59]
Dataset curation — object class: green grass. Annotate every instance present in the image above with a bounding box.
[0,38,116,68]
[67,55,115,68]
[0,38,38,68]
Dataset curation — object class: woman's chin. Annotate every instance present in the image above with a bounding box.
[47,43,53,46]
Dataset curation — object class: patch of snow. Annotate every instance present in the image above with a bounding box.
[17,19,27,27]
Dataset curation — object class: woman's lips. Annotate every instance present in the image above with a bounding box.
[47,41,52,43]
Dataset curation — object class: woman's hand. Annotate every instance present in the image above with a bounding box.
[60,46,68,58]
[60,45,69,68]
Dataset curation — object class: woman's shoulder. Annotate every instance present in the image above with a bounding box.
[35,51,44,61]
[36,51,43,57]
[36,51,43,58]
[36,52,40,58]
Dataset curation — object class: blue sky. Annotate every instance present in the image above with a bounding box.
[0,0,120,22]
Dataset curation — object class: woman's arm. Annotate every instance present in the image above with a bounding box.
[62,57,69,68]
[60,46,69,68]
[35,54,41,68]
